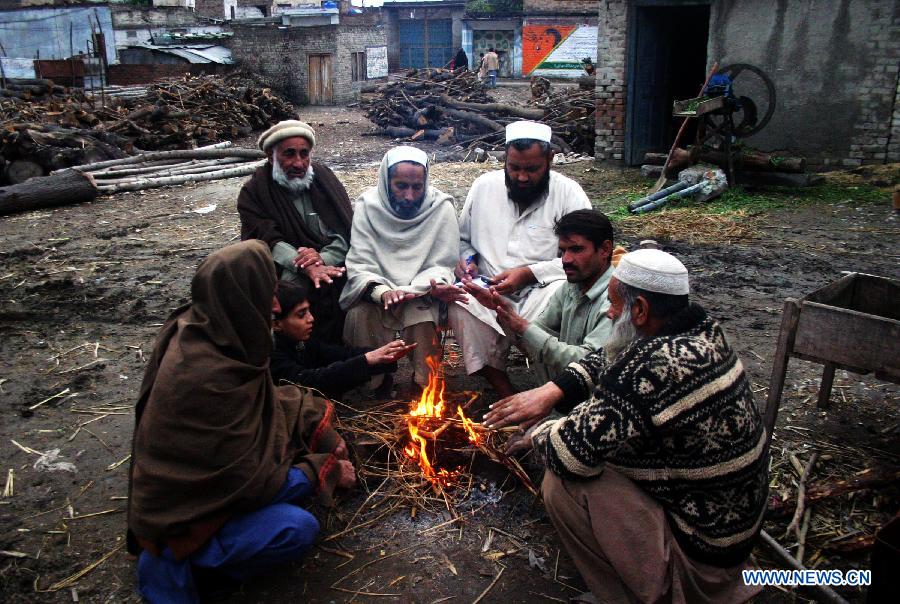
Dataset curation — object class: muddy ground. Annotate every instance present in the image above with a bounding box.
[1,98,899,604]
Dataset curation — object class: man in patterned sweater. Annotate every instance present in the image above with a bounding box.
[518,249,768,603]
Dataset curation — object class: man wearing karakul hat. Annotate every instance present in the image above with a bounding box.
[238,120,353,343]
[450,120,592,397]
[506,249,769,603]
[340,146,465,391]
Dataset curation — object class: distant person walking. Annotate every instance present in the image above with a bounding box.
[483,48,500,88]
[477,53,487,82]
[454,48,469,71]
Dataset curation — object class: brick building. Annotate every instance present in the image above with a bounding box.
[593,0,900,169]
[382,1,465,72]
[227,11,387,105]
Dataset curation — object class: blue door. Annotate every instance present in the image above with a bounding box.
[399,19,453,69]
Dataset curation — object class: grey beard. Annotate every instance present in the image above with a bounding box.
[604,311,639,363]
[272,161,315,195]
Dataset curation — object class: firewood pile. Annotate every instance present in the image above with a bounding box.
[0,78,78,102]
[1,73,294,184]
[361,68,596,154]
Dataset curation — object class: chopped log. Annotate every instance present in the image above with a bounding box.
[698,149,805,173]
[767,467,900,518]
[95,160,264,195]
[67,147,264,173]
[4,160,44,184]
[438,95,544,120]
[0,169,97,216]
[441,107,503,132]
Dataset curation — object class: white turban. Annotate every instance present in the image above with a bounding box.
[386,145,428,169]
[505,120,552,144]
[614,249,690,295]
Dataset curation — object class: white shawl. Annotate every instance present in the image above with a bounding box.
[339,150,459,310]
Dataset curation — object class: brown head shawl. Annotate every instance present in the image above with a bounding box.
[237,161,353,251]
[127,240,342,559]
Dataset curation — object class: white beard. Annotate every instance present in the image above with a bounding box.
[604,310,639,363]
[272,160,315,195]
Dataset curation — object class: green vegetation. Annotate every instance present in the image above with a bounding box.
[465,0,523,16]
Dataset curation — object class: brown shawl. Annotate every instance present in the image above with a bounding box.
[237,161,353,251]
[127,240,342,560]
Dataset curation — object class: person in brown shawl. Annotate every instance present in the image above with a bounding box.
[127,240,355,604]
[237,120,353,343]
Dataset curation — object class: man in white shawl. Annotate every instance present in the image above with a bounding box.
[449,121,592,398]
[340,146,465,390]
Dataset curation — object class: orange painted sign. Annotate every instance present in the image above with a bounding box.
[522,25,576,75]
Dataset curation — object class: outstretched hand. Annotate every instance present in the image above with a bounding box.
[483,382,563,429]
[365,339,417,365]
[490,266,535,296]
[430,279,468,304]
[462,279,498,310]
[293,247,324,270]
[303,264,345,288]
[382,289,417,310]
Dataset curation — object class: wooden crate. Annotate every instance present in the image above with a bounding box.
[763,273,900,437]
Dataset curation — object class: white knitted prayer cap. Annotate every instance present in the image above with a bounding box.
[505,120,552,144]
[613,249,690,295]
[385,146,428,168]
[258,120,316,152]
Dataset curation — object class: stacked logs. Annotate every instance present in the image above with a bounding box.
[0,73,295,184]
[361,68,596,154]
[0,78,75,102]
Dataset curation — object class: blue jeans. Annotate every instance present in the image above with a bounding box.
[488,70,498,87]
[137,468,316,604]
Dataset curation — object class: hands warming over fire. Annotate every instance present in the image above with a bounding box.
[365,339,417,366]
[333,438,357,489]
[493,292,528,336]
[303,264,345,288]
[429,279,467,304]
[483,382,565,430]
[489,266,536,296]
[381,289,417,310]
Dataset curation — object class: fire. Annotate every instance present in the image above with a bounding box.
[404,357,480,486]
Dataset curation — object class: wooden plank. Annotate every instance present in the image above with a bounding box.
[851,274,900,321]
[309,55,321,105]
[803,272,856,307]
[817,363,836,408]
[793,302,900,376]
[764,299,801,440]
[322,54,333,104]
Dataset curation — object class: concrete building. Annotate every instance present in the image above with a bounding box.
[227,10,387,105]
[382,0,464,72]
[111,5,226,49]
[521,0,596,79]
[593,0,900,169]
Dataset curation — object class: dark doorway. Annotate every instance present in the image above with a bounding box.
[625,3,710,165]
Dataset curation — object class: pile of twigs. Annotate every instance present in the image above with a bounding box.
[361,68,595,154]
[332,393,536,532]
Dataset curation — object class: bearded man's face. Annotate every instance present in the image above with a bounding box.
[505,143,552,207]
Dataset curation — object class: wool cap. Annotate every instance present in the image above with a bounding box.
[505,120,552,144]
[385,145,428,169]
[258,120,316,152]
[613,249,690,295]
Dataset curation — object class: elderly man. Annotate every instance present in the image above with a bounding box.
[514,249,768,604]
[449,121,592,397]
[340,146,464,390]
[238,120,353,342]
[474,209,616,429]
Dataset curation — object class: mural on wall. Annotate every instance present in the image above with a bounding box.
[523,25,598,78]
[473,30,515,77]
[366,45,388,79]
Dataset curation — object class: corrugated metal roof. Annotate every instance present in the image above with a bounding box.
[121,44,234,65]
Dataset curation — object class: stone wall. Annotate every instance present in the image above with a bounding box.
[228,15,385,105]
[593,0,899,168]
[708,0,899,169]
[107,63,229,85]
[593,0,628,162]
[523,0,596,15]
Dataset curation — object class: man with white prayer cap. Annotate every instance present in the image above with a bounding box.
[238,120,353,343]
[449,120,592,397]
[505,249,769,604]
[340,146,465,392]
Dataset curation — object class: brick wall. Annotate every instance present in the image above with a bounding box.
[195,0,224,19]
[228,17,385,105]
[523,0,596,15]
[845,4,899,166]
[593,0,628,162]
[35,59,85,87]
[107,63,229,86]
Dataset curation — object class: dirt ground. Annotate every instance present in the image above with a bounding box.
[1,94,899,604]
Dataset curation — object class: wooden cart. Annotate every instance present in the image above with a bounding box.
[763,272,900,436]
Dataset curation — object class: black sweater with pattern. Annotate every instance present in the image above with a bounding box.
[533,304,769,567]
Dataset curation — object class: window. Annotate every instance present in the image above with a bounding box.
[126,30,137,40]
[351,51,367,82]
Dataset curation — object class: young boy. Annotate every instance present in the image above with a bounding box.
[273,281,415,398]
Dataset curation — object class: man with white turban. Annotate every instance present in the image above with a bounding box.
[506,249,769,604]
[449,120,592,397]
[238,120,353,342]
[340,146,465,390]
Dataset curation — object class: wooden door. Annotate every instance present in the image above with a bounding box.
[308,54,333,105]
